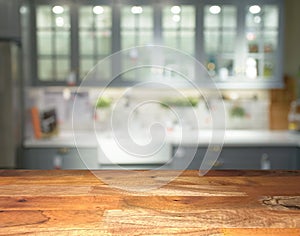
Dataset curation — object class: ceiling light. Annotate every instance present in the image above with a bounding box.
[172,15,181,22]
[209,5,221,14]
[171,6,181,14]
[131,6,143,14]
[249,5,261,14]
[52,6,64,14]
[93,6,104,15]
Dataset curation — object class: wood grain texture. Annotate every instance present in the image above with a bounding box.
[0,170,299,235]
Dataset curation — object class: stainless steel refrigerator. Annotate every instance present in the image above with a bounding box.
[0,40,22,168]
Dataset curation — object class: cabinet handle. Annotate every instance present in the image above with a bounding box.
[209,145,221,152]
[174,147,185,158]
[53,155,62,170]
[261,153,271,170]
[213,160,224,168]
[57,147,69,155]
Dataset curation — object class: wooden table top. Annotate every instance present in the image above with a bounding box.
[0,170,299,235]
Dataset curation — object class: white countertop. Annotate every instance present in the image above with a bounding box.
[24,130,300,148]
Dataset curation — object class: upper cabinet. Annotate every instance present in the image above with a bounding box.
[202,2,283,88]
[26,0,284,88]
[0,0,21,40]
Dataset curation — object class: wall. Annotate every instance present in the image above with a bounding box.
[284,0,300,94]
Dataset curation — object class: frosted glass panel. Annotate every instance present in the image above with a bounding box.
[96,32,111,54]
[246,13,262,28]
[246,5,278,29]
[205,5,237,29]
[121,7,135,28]
[94,58,111,80]
[80,59,95,79]
[121,31,135,49]
[163,6,195,29]
[222,31,236,53]
[163,8,178,29]
[37,31,52,55]
[38,59,53,81]
[121,6,153,50]
[36,4,71,82]
[138,7,153,28]
[79,7,93,28]
[121,6,152,28]
[55,31,70,55]
[37,6,52,28]
[80,31,94,55]
[204,31,219,54]
[56,59,69,80]
[163,31,177,49]
[180,31,194,54]
[139,31,153,45]
[162,5,195,55]
[181,6,195,28]
[222,7,237,28]
[80,6,112,28]
[95,7,112,28]
[78,4,112,81]
[204,8,220,28]
[264,6,278,28]
[43,6,70,29]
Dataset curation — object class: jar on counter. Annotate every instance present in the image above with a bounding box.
[288,99,300,131]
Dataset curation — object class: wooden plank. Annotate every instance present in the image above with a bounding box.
[0,196,120,210]
[0,170,299,235]
[222,228,300,236]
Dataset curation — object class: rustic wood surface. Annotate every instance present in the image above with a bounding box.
[0,170,299,235]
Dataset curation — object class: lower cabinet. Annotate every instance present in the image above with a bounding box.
[171,146,299,170]
[298,148,300,169]
[21,148,99,169]
[21,146,299,170]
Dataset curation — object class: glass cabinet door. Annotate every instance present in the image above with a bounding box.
[120,5,154,82]
[245,4,279,80]
[203,5,237,81]
[31,1,283,88]
[36,5,71,82]
[162,5,195,55]
[161,5,196,84]
[79,5,112,81]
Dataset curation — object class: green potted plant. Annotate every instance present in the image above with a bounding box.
[160,97,199,108]
[229,105,248,129]
[95,97,112,123]
[160,97,199,130]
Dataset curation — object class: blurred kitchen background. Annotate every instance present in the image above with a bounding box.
[1,0,300,170]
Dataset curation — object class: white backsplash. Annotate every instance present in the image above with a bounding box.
[25,87,270,138]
